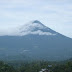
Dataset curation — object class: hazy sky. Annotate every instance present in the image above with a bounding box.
[0,0,72,38]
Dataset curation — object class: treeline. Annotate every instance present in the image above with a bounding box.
[53,61,72,72]
[0,61,17,72]
[0,60,72,72]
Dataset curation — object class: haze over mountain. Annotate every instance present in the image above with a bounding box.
[0,20,72,61]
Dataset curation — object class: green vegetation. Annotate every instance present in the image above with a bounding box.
[0,61,17,72]
[53,62,72,72]
[0,60,72,72]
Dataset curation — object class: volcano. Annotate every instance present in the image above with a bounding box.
[0,20,72,61]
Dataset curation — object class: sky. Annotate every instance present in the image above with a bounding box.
[0,0,72,38]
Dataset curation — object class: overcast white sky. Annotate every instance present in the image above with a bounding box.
[0,0,72,38]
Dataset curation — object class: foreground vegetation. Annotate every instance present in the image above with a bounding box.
[0,60,72,72]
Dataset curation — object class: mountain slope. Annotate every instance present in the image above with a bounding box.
[0,20,72,61]
[19,20,57,36]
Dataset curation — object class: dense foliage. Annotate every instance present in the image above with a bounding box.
[53,62,72,72]
[0,61,17,72]
[0,60,72,72]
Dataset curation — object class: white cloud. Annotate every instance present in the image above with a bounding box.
[19,30,56,36]
[20,49,30,54]
[30,30,56,36]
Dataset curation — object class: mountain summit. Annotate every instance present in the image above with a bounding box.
[32,20,42,24]
[19,20,57,36]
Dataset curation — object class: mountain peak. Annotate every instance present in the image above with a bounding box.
[18,20,57,36]
[31,20,46,27]
[32,20,42,24]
